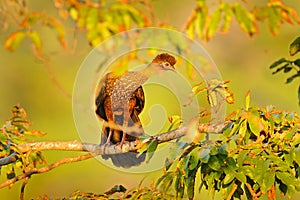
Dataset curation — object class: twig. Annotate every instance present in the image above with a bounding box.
[20,177,29,200]
[0,152,18,166]
[0,153,93,189]
[245,182,262,200]
[226,183,238,200]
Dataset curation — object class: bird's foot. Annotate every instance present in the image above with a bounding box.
[104,140,111,145]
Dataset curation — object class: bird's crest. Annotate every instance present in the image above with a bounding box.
[152,53,176,66]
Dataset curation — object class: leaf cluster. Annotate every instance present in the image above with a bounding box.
[0,105,46,188]
[186,0,300,41]
[3,0,300,56]
[269,36,300,105]
[157,96,300,199]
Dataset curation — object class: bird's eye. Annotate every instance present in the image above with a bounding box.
[164,62,170,67]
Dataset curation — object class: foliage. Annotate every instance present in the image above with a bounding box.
[269,36,300,106]
[2,0,300,56]
[0,105,46,188]
[156,92,300,199]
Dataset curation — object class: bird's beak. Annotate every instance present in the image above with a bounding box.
[168,66,176,72]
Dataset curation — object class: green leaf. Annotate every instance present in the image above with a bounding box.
[238,120,248,139]
[206,7,222,40]
[146,139,158,162]
[254,160,270,185]
[276,171,294,187]
[286,72,300,84]
[234,171,246,183]
[208,155,222,171]
[194,6,207,39]
[267,6,281,36]
[248,113,264,136]
[272,63,290,74]
[189,149,200,170]
[261,171,275,193]
[233,3,257,36]
[276,171,297,197]
[220,3,233,33]
[200,148,210,163]
[242,166,254,179]
[223,172,235,185]
[269,58,288,69]
[298,86,300,106]
[86,7,98,30]
[245,90,251,110]
[293,59,300,68]
[175,173,184,198]
[285,126,298,140]
[27,31,43,52]
[237,150,248,167]
[4,31,27,51]
[290,36,300,56]
[284,66,293,73]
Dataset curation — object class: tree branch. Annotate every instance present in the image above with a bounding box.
[0,121,230,167]
[0,152,18,166]
[0,153,93,189]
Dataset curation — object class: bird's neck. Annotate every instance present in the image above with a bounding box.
[140,63,162,77]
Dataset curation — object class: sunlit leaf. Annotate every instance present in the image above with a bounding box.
[206,7,221,40]
[234,171,246,183]
[4,31,26,51]
[220,3,233,33]
[146,139,158,162]
[267,6,281,36]
[298,86,300,106]
[194,6,207,39]
[69,6,79,20]
[47,17,66,49]
[290,36,300,56]
[245,90,250,110]
[199,148,210,163]
[27,31,43,52]
[208,155,222,171]
[86,7,98,30]
[233,3,257,36]
[223,172,235,185]
[261,171,275,193]
[248,113,264,136]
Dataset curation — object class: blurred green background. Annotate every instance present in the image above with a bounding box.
[0,0,300,199]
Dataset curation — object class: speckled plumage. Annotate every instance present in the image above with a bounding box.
[95,53,176,168]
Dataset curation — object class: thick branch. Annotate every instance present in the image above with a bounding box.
[0,121,229,167]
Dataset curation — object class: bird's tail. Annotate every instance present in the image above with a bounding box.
[101,122,146,168]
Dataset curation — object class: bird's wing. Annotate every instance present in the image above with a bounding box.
[95,73,109,120]
[127,86,145,138]
[133,86,145,115]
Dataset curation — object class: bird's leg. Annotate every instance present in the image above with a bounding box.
[120,109,130,147]
[105,121,113,145]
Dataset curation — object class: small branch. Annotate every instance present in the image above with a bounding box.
[245,182,262,200]
[0,153,93,189]
[20,177,29,200]
[0,152,18,166]
[226,183,238,200]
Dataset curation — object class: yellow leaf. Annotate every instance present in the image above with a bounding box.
[4,31,26,51]
[245,90,251,111]
[27,31,43,52]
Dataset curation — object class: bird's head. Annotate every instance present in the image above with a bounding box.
[151,53,176,71]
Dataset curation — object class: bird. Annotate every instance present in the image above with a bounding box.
[95,53,177,168]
